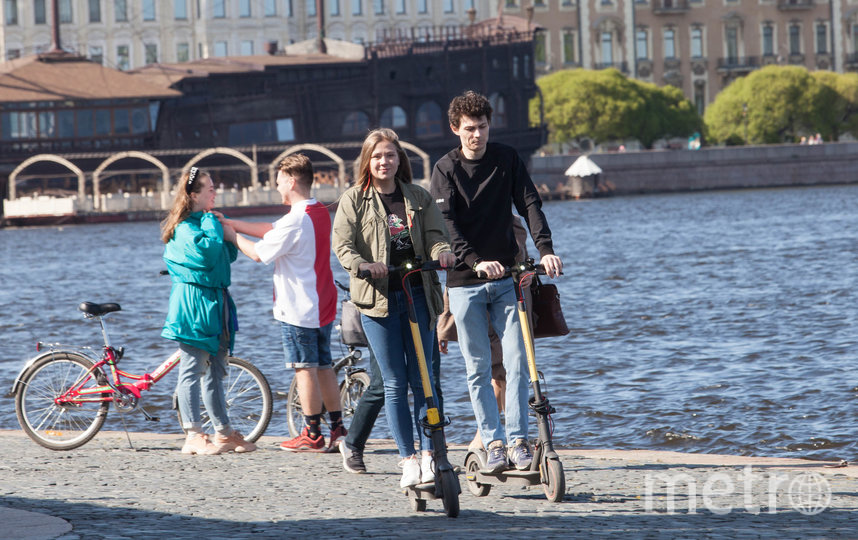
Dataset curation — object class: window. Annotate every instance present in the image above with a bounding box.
[59,0,72,22]
[489,94,507,128]
[307,0,316,16]
[416,102,442,138]
[352,0,362,14]
[276,118,295,141]
[374,0,384,14]
[691,27,703,57]
[115,0,127,22]
[77,110,94,137]
[330,0,340,15]
[816,23,827,54]
[213,0,225,17]
[143,0,156,20]
[286,0,293,16]
[694,83,705,116]
[789,24,800,55]
[535,33,546,64]
[726,27,738,61]
[95,110,111,135]
[762,25,773,56]
[601,32,613,65]
[563,31,576,64]
[5,0,18,25]
[214,41,228,56]
[397,0,406,13]
[145,43,158,64]
[35,0,47,24]
[90,46,104,64]
[636,29,648,59]
[418,0,427,13]
[265,0,276,15]
[175,0,188,19]
[240,0,251,16]
[88,0,101,22]
[176,42,190,61]
[664,28,676,58]
[342,111,370,135]
[444,0,454,13]
[58,110,75,138]
[240,40,254,55]
[227,119,295,144]
[114,109,130,135]
[512,55,519,78]
[506,0,516,6]
[116,45,130,70]
[380,106,407,128]
[6,49,20,60]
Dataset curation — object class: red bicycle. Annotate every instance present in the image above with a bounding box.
[11,301,273,451]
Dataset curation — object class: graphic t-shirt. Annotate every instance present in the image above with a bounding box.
[378,187,416,291]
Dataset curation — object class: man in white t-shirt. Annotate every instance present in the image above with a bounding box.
[221,154,343,452]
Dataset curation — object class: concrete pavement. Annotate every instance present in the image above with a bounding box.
[1,430,856,539]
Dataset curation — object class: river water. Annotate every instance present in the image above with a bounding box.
[1,185,856,461]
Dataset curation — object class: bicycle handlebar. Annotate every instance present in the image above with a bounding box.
[356,259,445,279]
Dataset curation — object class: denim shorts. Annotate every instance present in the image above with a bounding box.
[280,321,333,369]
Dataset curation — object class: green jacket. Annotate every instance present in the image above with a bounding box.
[332,180,451,324]
[161,211,238,355]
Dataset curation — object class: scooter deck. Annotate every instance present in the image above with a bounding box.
[469,468,541,487]
[403,481,439,500]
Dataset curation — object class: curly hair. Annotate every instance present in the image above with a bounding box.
[447,90,493,128]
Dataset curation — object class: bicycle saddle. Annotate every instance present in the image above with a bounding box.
[79,302,122,316]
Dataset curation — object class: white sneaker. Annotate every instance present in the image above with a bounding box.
[399,455,421,488]
[421,453,435,484]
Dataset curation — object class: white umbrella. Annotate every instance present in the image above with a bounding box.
[564,155,602,177]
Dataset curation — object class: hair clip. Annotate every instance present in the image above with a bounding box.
[186,167,199,193]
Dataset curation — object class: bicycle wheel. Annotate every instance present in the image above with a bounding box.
[339,370,370,419]
[15,352,109,451]
[285,376,305,438]
[178,357,273,442]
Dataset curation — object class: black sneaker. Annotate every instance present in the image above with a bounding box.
[339,439,366,474]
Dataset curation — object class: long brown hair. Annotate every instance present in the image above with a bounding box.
[160,167,211,243]
[354,128,413,190]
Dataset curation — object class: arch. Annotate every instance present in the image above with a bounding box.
[415,101,443,139]
[399,140,431,183]
[92,151,170,210]
[8,154,86,202]
[342,110,371,136]
[268,143,348,192]
[183,147,259,188]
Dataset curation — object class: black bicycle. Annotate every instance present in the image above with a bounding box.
[283,281,371,437]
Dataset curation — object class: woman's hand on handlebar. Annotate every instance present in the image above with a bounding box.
[540,254,563,278]
[438,251,456,269]
[358,261,388,279]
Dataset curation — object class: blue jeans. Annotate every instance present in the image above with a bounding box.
[360,287,435,457]
[176,335,231,432]
[448,278,529,445]
[280,322,333,368]
[345,338,443,452]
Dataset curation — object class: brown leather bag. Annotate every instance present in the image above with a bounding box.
[531,277,570,338]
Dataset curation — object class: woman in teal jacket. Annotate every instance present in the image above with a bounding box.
[160,167,256,455]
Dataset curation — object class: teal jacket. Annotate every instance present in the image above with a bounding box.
[161,212,238,355]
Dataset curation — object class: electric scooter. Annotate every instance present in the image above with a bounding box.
[358,258,461,517]
[462,259,566,502]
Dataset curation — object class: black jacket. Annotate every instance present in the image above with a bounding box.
[430,142,554,287]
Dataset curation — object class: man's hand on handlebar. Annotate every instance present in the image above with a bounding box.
[474,260,505,280]
[358,261,388,279]
[540,254,563,279]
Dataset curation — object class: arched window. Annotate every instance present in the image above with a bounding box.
[342,111,370,136]
[380,106,407,128]
[416,101,442,139]
[488,93,507,128]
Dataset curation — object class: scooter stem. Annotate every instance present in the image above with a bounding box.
[402,278,441,427]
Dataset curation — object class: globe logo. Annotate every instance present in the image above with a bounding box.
[787,472,831,515]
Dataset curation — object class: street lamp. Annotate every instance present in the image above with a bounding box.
[742,102,748,144]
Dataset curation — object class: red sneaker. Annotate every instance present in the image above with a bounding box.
[280,427,324,452]
[324,424,348,453]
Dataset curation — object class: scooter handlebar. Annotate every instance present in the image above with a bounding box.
[356,259,445,279]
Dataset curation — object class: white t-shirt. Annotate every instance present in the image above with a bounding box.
[254,198,337,328]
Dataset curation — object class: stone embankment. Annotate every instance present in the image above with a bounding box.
[1,430,856,539]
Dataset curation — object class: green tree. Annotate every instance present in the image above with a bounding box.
[531,68,700,148]
[810,71,858,140]
[705,65,818,144]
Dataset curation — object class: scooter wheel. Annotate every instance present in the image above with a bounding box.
[542,458,566,502]
[440,469,460,518]
[464,453,491,497]
[410,498,427,512]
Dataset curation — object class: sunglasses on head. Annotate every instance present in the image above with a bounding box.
[185,167,199,194]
